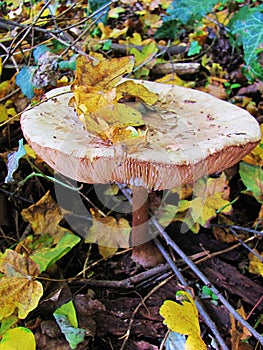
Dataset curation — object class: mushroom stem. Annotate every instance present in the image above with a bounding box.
[131,186,164,267]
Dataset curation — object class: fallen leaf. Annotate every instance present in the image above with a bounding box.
[4,139,26,183]
[242,124,263,166]
[30,232,81,273]
[0,327,36,350]
[71,55,159,144]
[0,105,8,123]
[160,291,206,350]
[53,301,86,349]
[248,249,263,276]
[21,191,71,243]
[239,162,263,203]
[116,80,158,105]
[0,249,43,320]
[85,216,130,257]
[230,306,252,349]
[72,55,134,91]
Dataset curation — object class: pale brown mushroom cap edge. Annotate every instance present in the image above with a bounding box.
[21,80,261,191]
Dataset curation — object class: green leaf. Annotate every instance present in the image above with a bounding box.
[54,301,86,349]
[161,0,228,25]
[0,327,36,350]
[239,162,263,203]
[4,139,26,183]
[229,6,263,81]
[30,232,81,273]
[16,66,36,99]
[187,41,202,56]
[0,315,19,337]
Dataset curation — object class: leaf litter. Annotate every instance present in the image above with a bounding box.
[0,0,263,349]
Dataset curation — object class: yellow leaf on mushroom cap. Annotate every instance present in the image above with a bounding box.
[71,55,159,144]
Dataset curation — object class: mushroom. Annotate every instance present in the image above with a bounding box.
[21,80,261,268]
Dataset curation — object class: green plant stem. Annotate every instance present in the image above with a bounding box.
[17,172,82,191]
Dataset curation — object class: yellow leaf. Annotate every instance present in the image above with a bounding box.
[129,33,142,45]
[0,105,9,123]
[116,80,159,105]
[248,249,263,276]
[191,174,232,227]
[21,191,71,243]
[230,306,251,349]
[0,327,36,350]
[23,144,37,159]
[72,55,134,91]
[130,41,158,68]
[0,250,43,320]
[243,124,263,166]
[71,55,159,144]
[85,216,130,256]
[109,27,128,39]
[160,291,206,350]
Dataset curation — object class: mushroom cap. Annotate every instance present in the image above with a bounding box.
[21,80,261,191]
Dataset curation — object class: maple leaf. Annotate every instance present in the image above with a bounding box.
[0,250,43,320]
[160,291,206,350]
[21,191,72,243]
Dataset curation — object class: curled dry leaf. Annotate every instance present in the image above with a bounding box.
[21,190,71,243]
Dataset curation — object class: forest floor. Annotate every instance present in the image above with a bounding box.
[0,1,263,349]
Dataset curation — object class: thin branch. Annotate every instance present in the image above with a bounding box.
[151,218,263,345]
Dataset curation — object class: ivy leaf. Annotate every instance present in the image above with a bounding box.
[160,291,206,350]
[0,250,43,320]
[53,301,86,349]
[239,162,263,203]
[4,139,26,183]
[229,6,263,81]
[0,327,36,350]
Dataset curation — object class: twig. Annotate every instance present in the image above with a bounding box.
[72,263,171,289]
[119,274,174,350]
[229,227,263,262]
[151,218,263,345]
[154,237,229,350]
[212,223,263,237]
[119,184,228,349]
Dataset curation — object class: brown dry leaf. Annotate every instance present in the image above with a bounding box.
[85,216,131,257]
[230,306,251,350]
[0,249,43,320]
[213,214,240,243]
[21,191,70,243]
